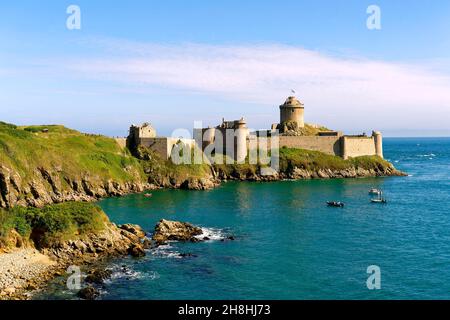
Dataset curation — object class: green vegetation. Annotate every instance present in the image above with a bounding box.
[213,147,393,177]
[279,147,392,172]
[0,122,146,190]
[212,153,260,178]
[137,146,213,183]
[0,202,108,249]
[280,122,331,136]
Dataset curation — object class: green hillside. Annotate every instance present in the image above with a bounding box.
[0,122,145,188]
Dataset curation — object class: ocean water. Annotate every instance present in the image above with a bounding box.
[38,138,450,300]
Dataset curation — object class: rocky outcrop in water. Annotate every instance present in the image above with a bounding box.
[148,173,220,191]
[152,219,203,244]
[286,165,406,180]
[40,223,148,263]
[214,164,406,182]
[180,177,220,190]
[77,286,100,300]
[0,222,149,300]
[85,268,113,285]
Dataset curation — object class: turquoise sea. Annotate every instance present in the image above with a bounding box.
[38,138,450,299]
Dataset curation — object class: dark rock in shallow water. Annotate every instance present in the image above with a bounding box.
[85,268,112,284]
[77,286,99,300]
[221,236,236,242]
[152,219,203,244]
[128,243,146,257]
[142,238,153,249]
[179,253,198,258]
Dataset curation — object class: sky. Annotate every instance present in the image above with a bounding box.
[1,0,450,137]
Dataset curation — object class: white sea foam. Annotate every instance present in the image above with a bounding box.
[195,227,226,241]
[103,264,160,284]
[106,264,144,282]
[150,243,182,259]
[418,153,436,157]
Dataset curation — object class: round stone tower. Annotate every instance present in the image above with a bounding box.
[373,131,383,158]
[235,118,248,163]
[279,96,305,128]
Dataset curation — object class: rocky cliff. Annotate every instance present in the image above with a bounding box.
[0,123,152,209]
[0,165,155,208]
[214,161,405,182]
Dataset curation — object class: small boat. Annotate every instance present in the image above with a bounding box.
[371,191,387,204]
[327,201,345,208]
[369,188,382,195]
[144,193,153,198]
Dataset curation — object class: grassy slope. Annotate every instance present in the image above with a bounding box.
[278,147,393,172]
[213,147,395,177]
[0,122,145,189]
[137,146,213,183]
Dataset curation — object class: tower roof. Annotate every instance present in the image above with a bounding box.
[280,96,304,108]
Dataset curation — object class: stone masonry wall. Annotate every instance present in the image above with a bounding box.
[278,136,342,156]
[342,136,377,159]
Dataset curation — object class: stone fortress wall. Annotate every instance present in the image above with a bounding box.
[246,96,383,159]
[139,137,195,160]
[249,132,382,159]
[193,118,249,163]
[126,122,195,160]
[278,135,342,155]
[125,96,383,161]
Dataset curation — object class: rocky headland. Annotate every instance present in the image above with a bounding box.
[0,213,231,300]
[0,122,406,209]
[0,202,149,300]
[0,122,405,300]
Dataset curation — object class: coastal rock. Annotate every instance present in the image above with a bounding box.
[2,287,16,295]
[85,268,112,284]
[119,224,146,239]
[77,286,99,300]
[128,244,146,257]
[152,219,203,244]
[180,178,219,190]
[142,239,153,249]
[6,230,27,249]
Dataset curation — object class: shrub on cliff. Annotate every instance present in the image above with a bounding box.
[0,202,108,249]
[0,209,32,247]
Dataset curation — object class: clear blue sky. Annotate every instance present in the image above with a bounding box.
[1,1,450,136]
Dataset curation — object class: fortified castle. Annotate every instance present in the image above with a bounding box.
[126,96,383,162]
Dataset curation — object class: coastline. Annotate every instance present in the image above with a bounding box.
[0,123,407,299]
[0,167,406,300]
[0,221,148,300]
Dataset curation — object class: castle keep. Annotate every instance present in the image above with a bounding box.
[127,96,383,161]
[279,96,305,130]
